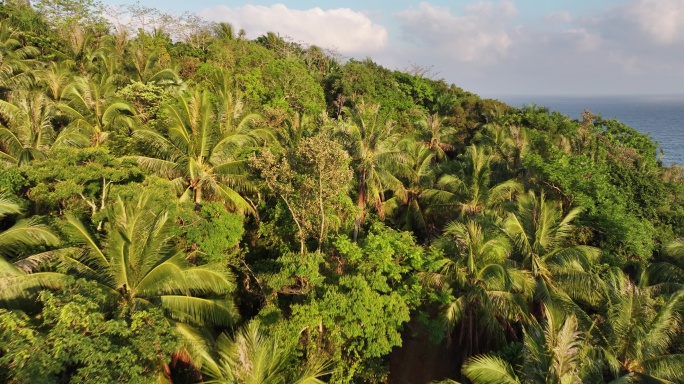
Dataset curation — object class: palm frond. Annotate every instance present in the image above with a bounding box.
[0,218,60,254]
[462,355,520,384]
[64,214,109,268]
[160,295,238,326]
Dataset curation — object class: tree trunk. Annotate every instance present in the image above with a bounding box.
[194,186,202,205]
[281,196,306,254]
[353,170,366,242]
[317,167,325,252]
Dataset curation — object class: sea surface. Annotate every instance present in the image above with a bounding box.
[493,95,684,166]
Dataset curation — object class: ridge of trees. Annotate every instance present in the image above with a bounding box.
[0,1,683,383]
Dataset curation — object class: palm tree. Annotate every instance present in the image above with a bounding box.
[213,22,236,41]
[206,68,267,143]
[643,238,684,292]
[503,191,604,321]
[423,145,522,220]
[0,194,65,305]
[415,111,457,162]
[62,193,238,326]
[0,91,87,165]
[600,270,684,383]
[59,75,138,146]
[126,41,181,86]
[335,101,405,241]
[271,111,323,149]
[474,117,528,177]
[424,220,533,361]
[134,89,262,212]
[0,21,38,94]
[202,321,329,384]
[462,306,601,383]
[382,140,436,238]
[36,61,74,101]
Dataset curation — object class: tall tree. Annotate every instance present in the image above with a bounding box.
[0,194,65,305]
[61,193,238,326]
[423,145,522,220]
[424,220,532,360]
[335,101,404,241]
[0,21,38,94]
[382,139,436,238]
[0,91,86,165]
[202,321,329,384]
[59,75,137,146]
[251,134,352,254]
[462,306,601,384]
[415,111,457,162]
[503,191,604,321]
[600,271,684,383]
[134,89,263,212]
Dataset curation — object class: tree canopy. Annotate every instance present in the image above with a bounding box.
[0,1,682,383]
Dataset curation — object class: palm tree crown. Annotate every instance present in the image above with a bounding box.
[63,193,238,326]
[134,89,265,212]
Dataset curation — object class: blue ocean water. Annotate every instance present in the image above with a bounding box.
[494,95,684,166]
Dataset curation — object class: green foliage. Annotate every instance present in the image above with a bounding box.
[115,80,176,129]
[325,59,416,119]
[270,223,424,381]
[22,147,142,216]
[0,2,683,382]
[0,166,27,194]
[179,201,245,266]
[0,278,180,383]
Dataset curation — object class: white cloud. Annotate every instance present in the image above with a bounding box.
[565,28,601,52]
[395,1,518,63]
[545,10,572,24]
[622,0,684,44]
[197,4,388,55]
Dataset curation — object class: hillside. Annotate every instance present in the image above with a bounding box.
[0,1,683,383]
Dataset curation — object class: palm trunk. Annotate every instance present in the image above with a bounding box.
[317,169,325,252]
[353,170,366,242]
[194,186,202,205]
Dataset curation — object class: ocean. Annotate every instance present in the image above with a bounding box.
[493,95,684,166]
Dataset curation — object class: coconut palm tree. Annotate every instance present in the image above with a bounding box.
[0,194,66,305]
[0,91,87,165]
[59,75,138,146]
[134,89,263,213]
[415,111,457,162]
[600,270,684,383]
[126,41,181,86]
[474,117,528,177]
[423,145,522,220]
[643,238,684,292]
[335,101,405,241]
[503,191,604,321]
[202,321,330,384]
[61,193,238,326]
[462,306,601,383]
[36,61,74,102]
[382,140,436,238]
[424,219,533,361]
[213,22,236,41]
[0,21,38,94]
[206,68,268,143]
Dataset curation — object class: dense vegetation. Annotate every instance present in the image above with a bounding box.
[0,1,683,383]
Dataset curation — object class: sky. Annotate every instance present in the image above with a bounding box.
[101,0,684,97]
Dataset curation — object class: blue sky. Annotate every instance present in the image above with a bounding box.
[101,0,684,97]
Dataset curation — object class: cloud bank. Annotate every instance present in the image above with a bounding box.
[390,0,684,95]
[192,0,684,95]
[396,1,517,63]
[198,3,388,55]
